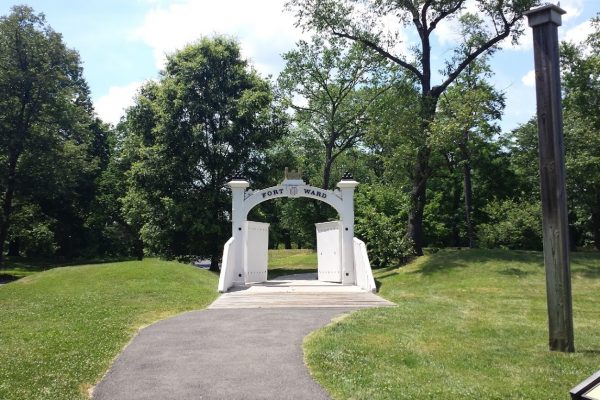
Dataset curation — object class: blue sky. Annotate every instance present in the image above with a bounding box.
[0,0,598,132]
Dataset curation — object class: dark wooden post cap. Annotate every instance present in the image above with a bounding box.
[524,4,566,27]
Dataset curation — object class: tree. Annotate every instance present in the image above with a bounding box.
[432,57,505,247]
[122,36,286,269]
[287,0,539,254]
[278,36,390,190]
[0,6,100,261]
[561,15,600,249]
[86,124,144,259]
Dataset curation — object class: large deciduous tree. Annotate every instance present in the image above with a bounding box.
[278,36,390,190]
[287,0,539,254]
[122,36,286,269]
[0,6,102,261]
[432,56,505,248]
[561,15,600,250]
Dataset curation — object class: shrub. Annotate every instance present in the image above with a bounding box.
[354,184,414,267]
[478,198,543,250]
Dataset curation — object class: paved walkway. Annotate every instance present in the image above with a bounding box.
[93,275,394,400]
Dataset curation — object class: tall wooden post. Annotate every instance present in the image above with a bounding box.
[524,4,574,352]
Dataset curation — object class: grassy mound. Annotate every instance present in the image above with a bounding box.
[305,249,600,399]
[0,259,218,400]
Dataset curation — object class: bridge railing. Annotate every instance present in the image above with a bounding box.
[353,238,377,293]
[218,237,236,293]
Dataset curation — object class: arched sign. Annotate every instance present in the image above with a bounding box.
[242,183,343,218]
[218,170,376,294]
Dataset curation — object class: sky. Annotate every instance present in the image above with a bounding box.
[0,0,598,132]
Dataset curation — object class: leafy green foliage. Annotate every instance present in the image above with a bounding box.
[0,6,112,260]
[85,136,144,259]
[121,36,285,266]
[286,0,540,254]
[478,199,543,250]
[506,118,540,199]
[429,56,505,248]
[561,15,600,249]
[278,36,390,189]
[355,184,414,267]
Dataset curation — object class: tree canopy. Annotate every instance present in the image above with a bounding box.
[285,0,540,254]
[120,36,286,268]
[0,5,109,261]
[2,5,600,267]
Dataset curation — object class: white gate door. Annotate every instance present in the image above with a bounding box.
[315,221,342,283]
[244,221,269,283]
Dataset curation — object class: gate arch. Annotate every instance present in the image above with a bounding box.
[217,170,376,293]
[242,183,343,218]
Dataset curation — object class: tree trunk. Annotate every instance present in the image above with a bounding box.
[461,131,476,248]
[134,238,144,260]
[322,146,334,190]
[210,255,220,272]
[592,193,600,251]
[406,92,438,256]
[451,185,461,247]
[209,185,222,272]
[0,152,20,263]
[406,147,429,256]
[7,238,20,257]
[283,230,292,250]
[463,160,476,248]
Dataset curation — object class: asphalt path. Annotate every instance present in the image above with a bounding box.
[92,307,355,400]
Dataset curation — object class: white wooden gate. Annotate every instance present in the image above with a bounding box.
[219,175,370,292]
[244,221,269,283]
[315,221,342,283]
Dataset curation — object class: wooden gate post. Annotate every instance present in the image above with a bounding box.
[524,4,575,352]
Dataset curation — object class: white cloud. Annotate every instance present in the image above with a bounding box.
[95,81,145,125]
[507,0,586,50]
[133,0,304,77]
[521,69,536,87]
[501,84,537,132]
[434,18,463,46]
[559,0,584,21]
[432,0,479,46]
[375,12,411,56]
[430,0,535,52]
[563,20,593,45]
[431,0,589,52]
[502,28,533,52]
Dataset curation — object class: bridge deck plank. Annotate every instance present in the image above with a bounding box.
[209,277,394,309]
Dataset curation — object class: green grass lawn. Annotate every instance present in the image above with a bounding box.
[0,259,218,400]
[304,249,600,399]
[267,249,317,279]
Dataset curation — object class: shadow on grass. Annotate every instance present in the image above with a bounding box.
[411,248,600,280]
[498,267,534,277]
[0,274,19,284]
[0,256,141,281]
[413,248,545,276]
[573,265,600,279]
[372,266,402,292]
[579,349,600,355]
[570,251,600,279]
